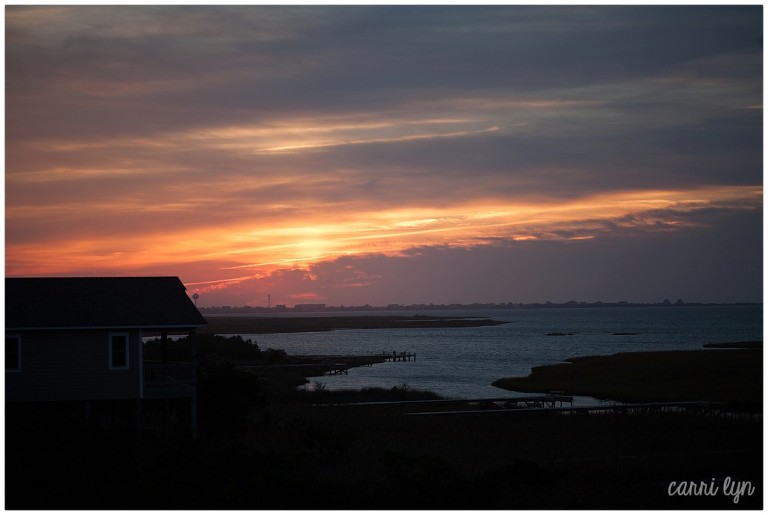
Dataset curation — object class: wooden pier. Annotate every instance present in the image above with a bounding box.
[322,351,416,376]
[407,400,724,417]
[324,363,353,375]
[382,352,416,362]
[315,395,735,418]
[317,394,573,409]
[237,351,415,378]
[325,351,415,374]
[237,351,416,377]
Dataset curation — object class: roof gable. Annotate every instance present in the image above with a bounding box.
[6,277,207,330]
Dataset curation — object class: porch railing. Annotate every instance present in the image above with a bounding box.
[144,363,197,387]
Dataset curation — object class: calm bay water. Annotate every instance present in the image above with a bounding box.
[232,305,762,401]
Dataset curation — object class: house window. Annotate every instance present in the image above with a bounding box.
[109,333,129,370]
[6,336,21,372]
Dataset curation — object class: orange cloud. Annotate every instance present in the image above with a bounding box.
[7,184,760,291]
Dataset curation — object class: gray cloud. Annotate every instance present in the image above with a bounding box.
[6,5,762,304]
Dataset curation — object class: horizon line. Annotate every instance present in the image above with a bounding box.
[196,300,763,310]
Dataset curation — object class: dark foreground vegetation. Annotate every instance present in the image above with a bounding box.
[6,336,763,509]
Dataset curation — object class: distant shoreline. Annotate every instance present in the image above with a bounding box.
[198,301,761,315]
[200,315,508,334]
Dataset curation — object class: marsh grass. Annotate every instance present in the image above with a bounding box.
[493,349,762,407]
[292,384,441,404]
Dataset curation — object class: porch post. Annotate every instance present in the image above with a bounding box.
[161,331,169,363]
[136,399,143,441]
[189,328,198,438]
[188,328,197,366]
[190,391,198,438]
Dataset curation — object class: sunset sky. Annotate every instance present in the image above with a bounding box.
[6,5,763,307]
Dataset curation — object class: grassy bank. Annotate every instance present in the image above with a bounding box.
[493,347,762,408]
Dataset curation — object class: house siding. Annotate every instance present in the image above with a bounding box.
[5,329,141,402]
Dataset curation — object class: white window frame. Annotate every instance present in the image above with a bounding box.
[108,332,130,370]
[6,335,21,372]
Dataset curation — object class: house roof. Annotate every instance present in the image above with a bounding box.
[6,277,207,330]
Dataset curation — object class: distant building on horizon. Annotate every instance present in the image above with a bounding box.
[292,303,327,312]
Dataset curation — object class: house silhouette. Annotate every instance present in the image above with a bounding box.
[6,276,207,434]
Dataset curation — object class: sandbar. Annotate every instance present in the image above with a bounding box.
[200,315,507,334]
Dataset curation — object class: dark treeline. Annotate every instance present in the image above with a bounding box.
[144,333,287,363]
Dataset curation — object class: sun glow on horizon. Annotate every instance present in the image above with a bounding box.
[6,185,760,292]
